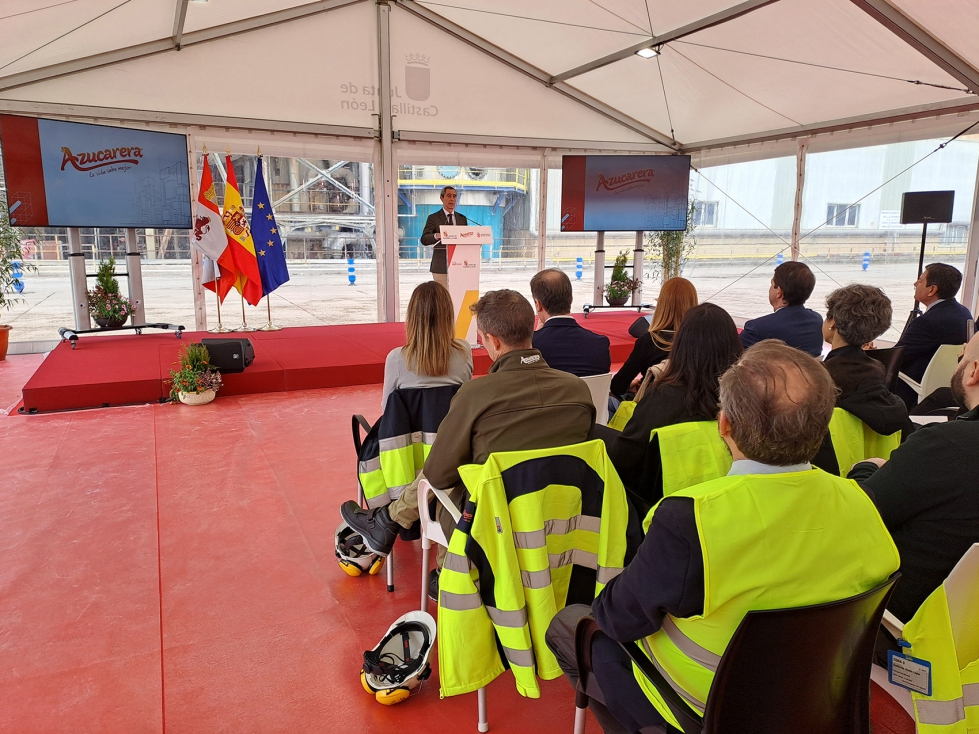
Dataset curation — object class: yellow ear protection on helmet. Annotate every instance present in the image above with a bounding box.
[335,521,384,577]
[361,617,435,705]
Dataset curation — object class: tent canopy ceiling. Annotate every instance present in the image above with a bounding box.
[0,0,978,155]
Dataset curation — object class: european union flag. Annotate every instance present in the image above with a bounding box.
[250,156,290,296]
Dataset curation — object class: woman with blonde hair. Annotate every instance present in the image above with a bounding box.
[609,277,698,398]
[381,281,472,408]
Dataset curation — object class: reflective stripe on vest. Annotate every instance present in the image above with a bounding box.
[608,400,636,431]
[635,469,900,728]
[360,431,437,508]
[827,408,901,477]
[438,440,630,699]
[901,575,979,733]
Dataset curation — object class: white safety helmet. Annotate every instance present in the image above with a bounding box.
[335,521,385,577]
[361,611,437,705]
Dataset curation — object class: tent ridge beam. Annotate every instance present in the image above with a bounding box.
[172,0,190,49]
[683,97,979,152]
[394,0,681,150]
[397,129,670,152]
[549,0,779,85]
[851,0,979,94]
[0,0,366,92]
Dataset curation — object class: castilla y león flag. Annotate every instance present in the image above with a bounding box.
[221,155,263,306]
[193,157,234,301]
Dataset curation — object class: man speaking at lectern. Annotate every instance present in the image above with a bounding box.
[421,186,468,287]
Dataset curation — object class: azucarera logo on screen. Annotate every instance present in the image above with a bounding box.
[595,168,656,192]
[60,146,143,172]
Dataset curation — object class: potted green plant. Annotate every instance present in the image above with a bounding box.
[603,251,640,307]
[88,257,136,328]
[168,343,223,405]
[0,195,38,360]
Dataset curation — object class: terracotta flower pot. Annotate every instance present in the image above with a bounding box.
[606,296,630,307]
[0,324,10,361]
[178,390,216,406]
[95,316,127,328]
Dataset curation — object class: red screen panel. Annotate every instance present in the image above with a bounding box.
[0,115,49,226]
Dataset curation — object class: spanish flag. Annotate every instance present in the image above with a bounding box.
[220,155,263,306]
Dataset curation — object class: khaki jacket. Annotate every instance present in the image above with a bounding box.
[424,348,596,530]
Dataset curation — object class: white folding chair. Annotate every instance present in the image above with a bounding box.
[898,343,962,405]
[580,372,613,426]
[418,478,488,733]
[871,544,979,721]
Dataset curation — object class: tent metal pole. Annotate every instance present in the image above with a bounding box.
[187,136,208,330]
[67,228,91,331]
[125,228,146,324]
[376,0,399,322]
[537,151,548,273]
[593,232,605,307]
[962,155,979,317]
[632,231,643,307]
[790,138,809,262]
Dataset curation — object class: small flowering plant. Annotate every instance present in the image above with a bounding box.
[88,257,136,322]
[168,343,223,401]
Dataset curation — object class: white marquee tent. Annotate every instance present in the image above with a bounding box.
[2,0,979,321]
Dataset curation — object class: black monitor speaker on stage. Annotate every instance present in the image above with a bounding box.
[901,191,955,224]
[201,338,255,373]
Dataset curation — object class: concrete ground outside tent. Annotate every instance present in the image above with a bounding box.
[3,257,957,348]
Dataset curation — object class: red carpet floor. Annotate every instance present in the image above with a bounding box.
[21,313,641,413]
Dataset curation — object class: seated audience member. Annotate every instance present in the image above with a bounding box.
[811,284,913,473]
[598,303,742,513]
[739,261,824,357]
[849,330,979,622]
[893,262,974,408]
[610,277,698,398]
[530,268,611,377]
[341,290,595,592]
[381,281,473,409]
[546,341,900,734]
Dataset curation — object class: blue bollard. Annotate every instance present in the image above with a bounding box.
[575,256,583,281]
[776,252,784,266]
[862,252,870,271]
[347,258,356,285]
[12,261,24,294]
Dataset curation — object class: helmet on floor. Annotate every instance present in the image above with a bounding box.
[361,611,437,705]
[335,521,384,577]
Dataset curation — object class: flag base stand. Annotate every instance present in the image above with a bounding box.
[235,295,257,332]
[259,322,282,332]
[235,324,258,332]
[208,325,234,334]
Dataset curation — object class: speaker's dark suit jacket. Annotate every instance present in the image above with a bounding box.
[894,298,974,407]
[421,209,469,274]
[532,317,611,377]
[739,303,825,357]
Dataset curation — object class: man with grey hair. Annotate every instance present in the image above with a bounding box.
[545,340,899,734]
[421,185,468,287]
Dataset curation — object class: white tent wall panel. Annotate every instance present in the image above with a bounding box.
[388,4,654,145]
[181,0,332,34]
[0,1,379,129]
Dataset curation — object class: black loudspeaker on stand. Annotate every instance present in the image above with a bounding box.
[201,338,255,373]
[900,191,955,334]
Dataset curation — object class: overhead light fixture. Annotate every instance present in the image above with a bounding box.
[635,47,659,59]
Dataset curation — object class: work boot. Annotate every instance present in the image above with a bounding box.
[428,568,441,603]
[340,501,399,557]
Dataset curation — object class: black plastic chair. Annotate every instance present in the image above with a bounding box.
[574,574,899,734]
[866,347,905,393]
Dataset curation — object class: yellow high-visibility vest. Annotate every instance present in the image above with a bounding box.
[438,439,630,699]
[827,407,901,476]
[901,571,979,733]
[609,400,636,431]
[634,469,900,727]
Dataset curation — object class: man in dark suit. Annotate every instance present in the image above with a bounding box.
[893,262,974,408]
[421,185,468,287]
[530,268,611,377]
[739,261,824,357]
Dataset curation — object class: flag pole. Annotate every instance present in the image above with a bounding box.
[259,295,281,331]
[208,288,232,333]
[236,292,257,332]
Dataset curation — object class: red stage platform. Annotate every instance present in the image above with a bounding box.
[21,312,642,413]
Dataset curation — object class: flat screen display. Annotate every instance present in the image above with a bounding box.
[560,154,690,232]
[0,115,191,228]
